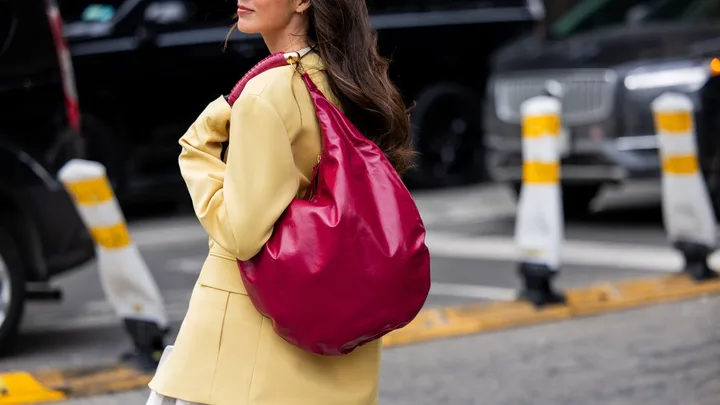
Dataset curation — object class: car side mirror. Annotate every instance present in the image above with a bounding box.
[626,5,650,25]
[136,0,190,47]
[144,0,190,25]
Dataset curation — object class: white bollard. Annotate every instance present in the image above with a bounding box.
[514,96,566,307]
[57,159,169,369]
[652,93,718,281]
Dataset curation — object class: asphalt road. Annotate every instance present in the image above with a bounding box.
[3,180,717,404]
[34,295,720,405]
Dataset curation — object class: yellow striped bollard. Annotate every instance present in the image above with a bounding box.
[514,95,566,307]
[57,159,169,368]
[652,93,718,281]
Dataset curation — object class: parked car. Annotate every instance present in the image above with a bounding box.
[0,0,96,354]
[56,0,539,203]
[484,0,720,217]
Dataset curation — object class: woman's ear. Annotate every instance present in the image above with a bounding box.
[295,0,311,14]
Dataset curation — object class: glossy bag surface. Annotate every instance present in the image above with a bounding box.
[227,52,431,356]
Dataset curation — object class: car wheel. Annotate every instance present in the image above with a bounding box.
[561,185,601,219]
[404,82,486,189]
[0,227,25,356]
[698,146,720,219]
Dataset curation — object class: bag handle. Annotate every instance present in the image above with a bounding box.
[225,53,288,106]
[224,49,326,201]
[225,48,314,106]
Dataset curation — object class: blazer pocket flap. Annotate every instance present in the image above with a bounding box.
[196,253,249,295]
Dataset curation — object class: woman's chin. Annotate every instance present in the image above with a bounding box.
[235,21,260,35]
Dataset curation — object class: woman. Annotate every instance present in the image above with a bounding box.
[146,0,414,404]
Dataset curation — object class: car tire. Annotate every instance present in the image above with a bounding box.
[0,227,26,357]
[561,185,601,219]
[403,82,486,189]
[698,149,720,220]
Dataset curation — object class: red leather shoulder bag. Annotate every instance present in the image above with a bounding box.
[227,51,431,356]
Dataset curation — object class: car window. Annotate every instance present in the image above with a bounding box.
[681,0,720,21]
[365,0,528,14]
[59,0,233,27]
[142,0,234,28]
[550,0,695,38]
[59,0,125,23]
[0,0,16,59]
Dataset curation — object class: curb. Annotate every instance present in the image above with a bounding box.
[2,272,719,404]
[0,365,152,405]
[382,272,720,347]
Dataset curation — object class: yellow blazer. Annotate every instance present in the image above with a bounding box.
[148,52,382,405]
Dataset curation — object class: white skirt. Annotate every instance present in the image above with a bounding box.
[145,390,201,405]
[145,346,204,405]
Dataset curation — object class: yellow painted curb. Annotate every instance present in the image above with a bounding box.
[34,365,152,398]
[0,365,153,405]
[2,272,720,404]
[383,272,720,348]
[0,372,66,405]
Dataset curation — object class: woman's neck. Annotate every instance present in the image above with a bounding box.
[264,25,309,54]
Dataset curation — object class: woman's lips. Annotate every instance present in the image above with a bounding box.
[237,6,253,15]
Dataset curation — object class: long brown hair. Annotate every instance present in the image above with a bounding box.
[226,1,415,175]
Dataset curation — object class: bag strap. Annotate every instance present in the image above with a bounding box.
[226,47,314,106]
[225,48,326,201]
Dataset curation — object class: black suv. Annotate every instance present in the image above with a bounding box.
[0,0,95,353]
[59,0,538,197]
[484,0,720,217]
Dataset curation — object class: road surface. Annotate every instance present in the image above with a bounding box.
[38,293,720,405]
[4,180,717,404]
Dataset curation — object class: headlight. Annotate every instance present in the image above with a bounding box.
[624,60,719,91]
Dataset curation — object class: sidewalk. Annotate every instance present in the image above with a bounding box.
[52,294,720,405]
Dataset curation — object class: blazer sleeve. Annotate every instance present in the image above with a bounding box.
[178,93,299,260]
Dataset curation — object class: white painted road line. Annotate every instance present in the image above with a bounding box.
[22,289,193,334]
[128,210,720,274]
[163,256,515,300]
[131,224,207,249]
[429,204,515,225]
[165,257,205,274]
[164,257,512,300]
[20,282,516,333]
[158,231,720,274]
[129,196,516,249]
[425,232,720,273]
[430,282,517,301]
[130,213,515,250]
